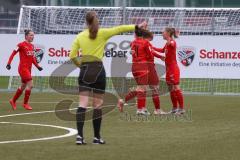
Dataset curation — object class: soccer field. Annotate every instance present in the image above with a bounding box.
[2,1,240,160]
[0,93,240,160]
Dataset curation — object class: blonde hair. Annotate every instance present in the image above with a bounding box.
[165,27,179,38]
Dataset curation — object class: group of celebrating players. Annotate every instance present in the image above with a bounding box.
[118,25,185,115]
[6,10,185,144]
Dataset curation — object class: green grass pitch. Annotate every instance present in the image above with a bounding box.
[0,92,240,160]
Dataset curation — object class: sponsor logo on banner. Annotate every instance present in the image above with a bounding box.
[199,49,240,59]
[1,34,240,78]
[104,40,131,58]
[177,46,195,67]
[34,44,45,63]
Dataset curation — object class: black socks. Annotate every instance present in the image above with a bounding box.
[76,107,102,139]
[92,109,102,139]
[76,107,86,137]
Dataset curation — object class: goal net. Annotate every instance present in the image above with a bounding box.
[10,6,240,95]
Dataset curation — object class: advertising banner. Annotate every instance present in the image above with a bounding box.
[1,34,240,79]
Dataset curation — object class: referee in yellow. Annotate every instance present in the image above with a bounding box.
[70,11,147,145]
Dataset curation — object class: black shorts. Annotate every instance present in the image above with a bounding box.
[78,61,106,94]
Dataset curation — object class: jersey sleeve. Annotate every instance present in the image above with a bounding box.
[152,50,165,59]
[102,25,135,40]
[7,45,20,65]
[144,41,153,57]
[32,56,40,68]
[152,45,165,53]
[146,41,165,59]
[69,35,81,67]
[168,40,176,48]
[16,43,21,49]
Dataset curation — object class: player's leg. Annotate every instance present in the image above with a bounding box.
[92,92,105,144]
[76,62,94,145]
[125,87,138,103]
[148,65,162,114]
[90,62,106,145]
[21,80,33,110]
[136,85,149,115]
[166,71,180,113]
[149,85,167,115]
[173,84,185,114]
[76,91,89,145]
[118,63,148,113]
[9,82,26,110]
[150,85,160,110]
[133,63,149,115]
[170,68,185,114]
[117,87,138,112]
[148,63,168,115]
[16,69,33,110]
[168,84,179,113]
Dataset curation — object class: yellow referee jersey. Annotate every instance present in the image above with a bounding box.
[70,25,135,66]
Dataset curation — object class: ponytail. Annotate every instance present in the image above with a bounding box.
[135,25,143,37]
[86,11,99,39]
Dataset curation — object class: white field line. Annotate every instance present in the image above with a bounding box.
[0,102,134,144]
[0,107,79,118]
[0,122,78,144]
[0,101,78,104]
[0,104,119,118]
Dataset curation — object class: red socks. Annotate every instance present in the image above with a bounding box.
[13,88,23,102]
[170,90,178,109]
[170,89,184,109]
[126,90,160,110]
[125,88,183,110]
[24,89,31,104]
[175,89,184,109]
[137,91,146,110]
[125,90,138,102]
[12,88,32,106]
[152,93,160,110]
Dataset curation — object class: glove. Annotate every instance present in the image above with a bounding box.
[6,64,11,70]
[38,67,43,71]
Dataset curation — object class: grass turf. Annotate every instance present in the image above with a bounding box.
[1,76,240,94]
[0,92,240,160]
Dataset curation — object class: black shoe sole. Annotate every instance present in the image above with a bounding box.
[92,142,106,145]
[76,142,87,145]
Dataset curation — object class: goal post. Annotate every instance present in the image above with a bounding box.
[17,6,240,35]
[10,5,240,95]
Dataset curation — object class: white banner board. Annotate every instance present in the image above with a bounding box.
[0,34,240,79]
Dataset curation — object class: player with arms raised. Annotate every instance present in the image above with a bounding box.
[118,27,166,115]
[6,29,43,110]
[154,28,185,114]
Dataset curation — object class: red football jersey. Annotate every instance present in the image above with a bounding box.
[7,41,40,70]
[130,38,152,63]
[148,42,165,63]
[162,40,178,70]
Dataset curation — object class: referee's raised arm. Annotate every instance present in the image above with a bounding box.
[70,12,147,67]
[70,10,147,145]
[101,25,135,40]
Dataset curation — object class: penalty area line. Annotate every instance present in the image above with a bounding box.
[1,101,79,104]
[0,104,117,118]
[0,122,78,144]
